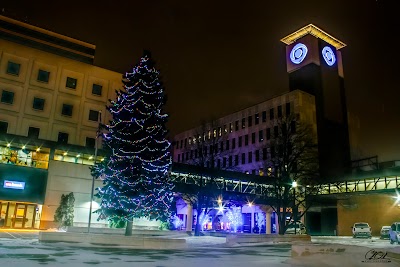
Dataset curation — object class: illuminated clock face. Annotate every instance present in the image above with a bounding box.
[290,43,308,64]
[322,46,336,66]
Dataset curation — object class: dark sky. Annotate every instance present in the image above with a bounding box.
[2,0,398,161]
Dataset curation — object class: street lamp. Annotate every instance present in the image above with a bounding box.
[292,180,298,234]
[87,111,102,233]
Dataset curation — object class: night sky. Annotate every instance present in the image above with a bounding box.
[1,1,398,161]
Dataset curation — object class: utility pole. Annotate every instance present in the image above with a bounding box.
[87,111,102,233]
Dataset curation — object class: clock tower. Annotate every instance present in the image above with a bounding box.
[281,24,350,179]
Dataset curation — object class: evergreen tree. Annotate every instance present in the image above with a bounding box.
[92,51,174,228]
[54,192,75,228]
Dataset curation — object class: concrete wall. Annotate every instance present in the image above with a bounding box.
[0,38,122,147]
[337,194,400,236]
[42,160,107,229]
[39,231,187,249]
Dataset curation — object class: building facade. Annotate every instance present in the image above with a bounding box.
[172,24,352,234]
[0,15,122,229]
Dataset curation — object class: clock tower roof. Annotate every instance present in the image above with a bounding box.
[280,24,346,50]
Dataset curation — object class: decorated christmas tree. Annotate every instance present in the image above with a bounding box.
[92,51,174,232]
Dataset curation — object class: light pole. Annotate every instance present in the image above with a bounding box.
[292,180,297,234]
[87,111,102,233]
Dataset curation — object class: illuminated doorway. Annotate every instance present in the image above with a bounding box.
[0,201,41,229]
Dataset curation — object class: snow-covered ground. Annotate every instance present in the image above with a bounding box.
[0,232,399,267]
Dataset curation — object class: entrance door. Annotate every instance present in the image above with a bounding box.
[13,204,27,228]
[0,202,8,227]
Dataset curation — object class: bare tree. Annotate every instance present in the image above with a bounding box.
[262,114,321,235]
[180,119,232,236]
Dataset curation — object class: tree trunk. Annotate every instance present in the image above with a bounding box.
[194,197,202,236]
[125,220,133,236]
[278,213,286,235]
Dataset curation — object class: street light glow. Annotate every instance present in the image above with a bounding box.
[292,181,298,188]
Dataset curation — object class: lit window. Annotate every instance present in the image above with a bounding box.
[92,84,102,96]
[66,77,77,89]
[0,121,8,133]
[62,104,73,117]
[89,110,99,121]
[58,132,69,144]
[1,90,14,104]
[33,97,45,110]
[28,127,40,139]
[86,137,96,148]
[6,61,20,76]
[37,69,50,83]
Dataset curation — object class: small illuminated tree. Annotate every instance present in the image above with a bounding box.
[226,205,243,232]
[255,212,266,234]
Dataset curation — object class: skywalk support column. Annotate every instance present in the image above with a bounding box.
[275,213,279,234]
[266,212,272,234]
[186,203,193,235]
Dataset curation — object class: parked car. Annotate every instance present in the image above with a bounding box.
[380,226,391,239]
[351,222,372,238]
[389,222,400,244]
[286,221,307,235]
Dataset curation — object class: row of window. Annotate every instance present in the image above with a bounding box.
[177,145,289,166]
[176,121,296,151]
[5,61,104,96]
[0,122,97,147]
[1,89,100,120]
[175,103,292,149]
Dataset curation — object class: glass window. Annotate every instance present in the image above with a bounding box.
[28,127,40,139]
[251,132,256,144]
[178,154,181,162]
[6,61,21,76]
[241,118,246,129]
[291,121,296,134]
[229,156,232,167]
[92,84,103,96]
[248,116,252,127]
[278,105,282,118]
[259,130,263,142]
[255,150,260,161]
[226,139,230,150]
[235,121,239,131]
[62,104,73,117]
[1,90,14,104]
[286,102,291,115]
[58,132,69,144]
[86,137,96,148]
[269,108,274,120]
[235,155,239,166]
[266,128,271,140]
[89,110,99,121]
[262,111,267,122]
[238,136,242,147]
[229,123,233,133]
[37,69,50,83]
[274,126,279,138]
[244,134,249,146]
[241,153,245,164]
[32,97,45,110]
[255,113,259,125]
[66,77,77,89]
[0,121,8,133]
[232,138,236,149]
[248,151,252,163]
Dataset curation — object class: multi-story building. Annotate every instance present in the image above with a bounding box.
[173,24,351,181]
[173,89,317,176]
[0,15,122,229]
[173,24,353,234]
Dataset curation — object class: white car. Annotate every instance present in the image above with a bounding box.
[389,222,400,244]
[352,222,372,238]
[286,221,307,235]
